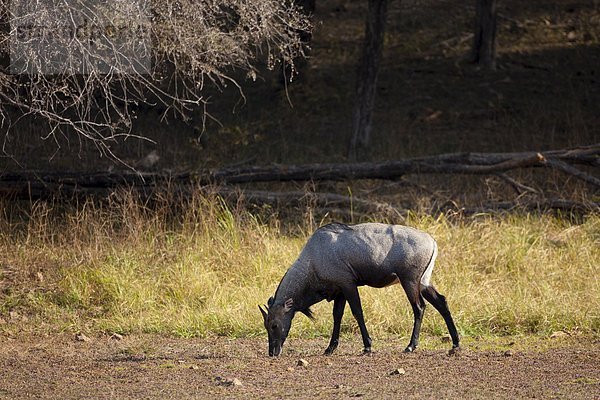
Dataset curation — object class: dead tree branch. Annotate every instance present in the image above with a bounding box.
[494,172,539,195]
[0,145,598,216]
[545,159,600,187]
[207,145,598,186]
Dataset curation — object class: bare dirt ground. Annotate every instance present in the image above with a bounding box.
[1,335,599,399]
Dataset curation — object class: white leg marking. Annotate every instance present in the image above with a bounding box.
[420,241,437,287]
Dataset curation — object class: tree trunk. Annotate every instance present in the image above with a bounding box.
[471,0,498,70]
[348,0,389,161]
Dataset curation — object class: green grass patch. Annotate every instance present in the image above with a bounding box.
[0,193,598,340]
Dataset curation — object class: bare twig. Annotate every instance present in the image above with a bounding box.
[0,0,312,165]
[494,172,539,195]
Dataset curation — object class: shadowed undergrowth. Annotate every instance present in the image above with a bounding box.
[0,192,598,340]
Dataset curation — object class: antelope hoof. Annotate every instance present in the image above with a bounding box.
[362,347,372,355]
[324,347,336,356]
[403,345,416,353]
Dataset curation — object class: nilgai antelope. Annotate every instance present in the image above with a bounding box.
[259,223,460,356]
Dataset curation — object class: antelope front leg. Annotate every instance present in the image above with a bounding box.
[343,285,372,354]
[401,280,426,353]
[324,293,346,355]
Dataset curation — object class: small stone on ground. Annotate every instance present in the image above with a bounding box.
[297,358,309,367]
[390,368,406,375]
[75,333,90,342]
[216,377,242,387]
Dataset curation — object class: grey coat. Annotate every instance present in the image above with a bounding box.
[262,222,459,356]
[273,223,436,310]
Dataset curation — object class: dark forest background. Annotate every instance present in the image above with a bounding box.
[0,0,598,216]
[2,0,597,170]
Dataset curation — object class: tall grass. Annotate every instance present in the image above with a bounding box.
[0,192,598,339]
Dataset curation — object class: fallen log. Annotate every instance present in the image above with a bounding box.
[209,145,598,185]
[0,145,597,203]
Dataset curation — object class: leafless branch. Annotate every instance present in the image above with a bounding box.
[0,0,311,164]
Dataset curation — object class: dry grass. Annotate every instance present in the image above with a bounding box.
[1,192,598,341]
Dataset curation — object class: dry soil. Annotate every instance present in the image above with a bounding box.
[1,335,599,399]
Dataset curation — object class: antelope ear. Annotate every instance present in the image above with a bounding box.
[259,305,268,324]
[267,296,275,307]
[284,298,294,313]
